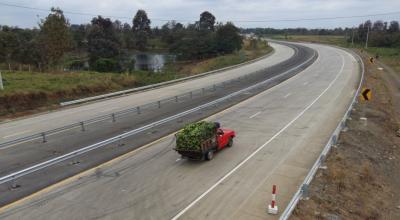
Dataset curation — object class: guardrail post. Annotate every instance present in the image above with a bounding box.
[300,184,309,200]
[158,100,161,108]
[202,88,205,95]
[319,155,327,169]
[11,176,20,189]
[332,135,337,145]
[137,106,141,114]
[0,71,3,90]
[118,136,123,147]
[41,132,47,143]
[80,122,85,131]
[175,96,178,102]
[213,84,216,91]
[112,113,116,122]
[190,91,193,99]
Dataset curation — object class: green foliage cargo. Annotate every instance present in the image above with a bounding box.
[175,121,217,151]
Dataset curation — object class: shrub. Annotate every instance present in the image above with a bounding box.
[93,58,119,72]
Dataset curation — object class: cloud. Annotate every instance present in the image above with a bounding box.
[1,0,400,28]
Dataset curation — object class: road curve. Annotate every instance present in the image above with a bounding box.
[0,42,314,206]
[0,42,293,142]
[0,42,360,219]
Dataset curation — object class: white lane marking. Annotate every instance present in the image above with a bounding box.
[249,111,261,119]
[171,53,346,220]
[176,158,181,162]
[303,81,308,85]
[2,130,32,139]
[284,93,291,98]
[377,67,383,71]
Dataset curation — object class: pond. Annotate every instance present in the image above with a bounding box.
[132,53,176,72]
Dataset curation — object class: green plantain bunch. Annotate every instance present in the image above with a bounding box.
[176,121,216,151]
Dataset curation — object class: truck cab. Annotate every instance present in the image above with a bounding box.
[216,128,236,150]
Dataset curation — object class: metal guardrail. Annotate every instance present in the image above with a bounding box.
[0,45,293,150]
[0,48,317,186]
[60,50,275,106]
[279,48,365,220]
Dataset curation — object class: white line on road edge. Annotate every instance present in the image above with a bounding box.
[249,111,261,119]
[171,53,345,220]
[303,81,308,85]
[279,48,364,220]
[283,93,291,98]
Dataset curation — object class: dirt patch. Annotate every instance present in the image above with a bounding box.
[291,53,400,220]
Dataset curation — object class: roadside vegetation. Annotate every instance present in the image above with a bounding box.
[0,38,270,119]
[0,7,273,119]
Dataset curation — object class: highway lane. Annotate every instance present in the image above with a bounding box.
[0,43,315,206]
[0,43,360,219]
[0,42,294,142]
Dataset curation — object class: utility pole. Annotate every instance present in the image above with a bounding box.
[351,28,355,47]
[365,26,370,49]
[0,71,4,90]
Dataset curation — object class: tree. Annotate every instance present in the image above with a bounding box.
[216,22,242,54]
[132,9,151,50]
[87,16,121,71]
[388,21,400,33]
[38,7,72,68]
[0,26,18,70]
[199,11,216,31]
[70,24,88,49]
[122,23,135,49]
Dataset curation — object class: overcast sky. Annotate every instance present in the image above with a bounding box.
[1,0,400,29]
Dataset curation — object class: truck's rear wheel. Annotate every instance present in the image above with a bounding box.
[205,150,214,161]
[227,138,233,147]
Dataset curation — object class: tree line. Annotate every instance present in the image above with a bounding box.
[243,19,400,48]
[241,27,349,36]
[0,8,242,73]
[352,20,400,47]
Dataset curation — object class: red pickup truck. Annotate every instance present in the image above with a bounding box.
[175,122,236,161]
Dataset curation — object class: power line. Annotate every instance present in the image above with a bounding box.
[233,11,400,23]
[0,2,174,22]
[1,1,400,23]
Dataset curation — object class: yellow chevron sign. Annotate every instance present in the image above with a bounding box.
[361,88,372,101]
[369,57,374,64]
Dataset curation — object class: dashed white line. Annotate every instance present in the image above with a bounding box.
[303,81,309,85]
[284,93,291,98]
[249,111,261,119]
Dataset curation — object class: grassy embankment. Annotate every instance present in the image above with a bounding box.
[0,39,271,119]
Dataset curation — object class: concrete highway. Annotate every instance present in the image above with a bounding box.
[0,42,360,219]
[0,42,293,142]
[0,42,315,206]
